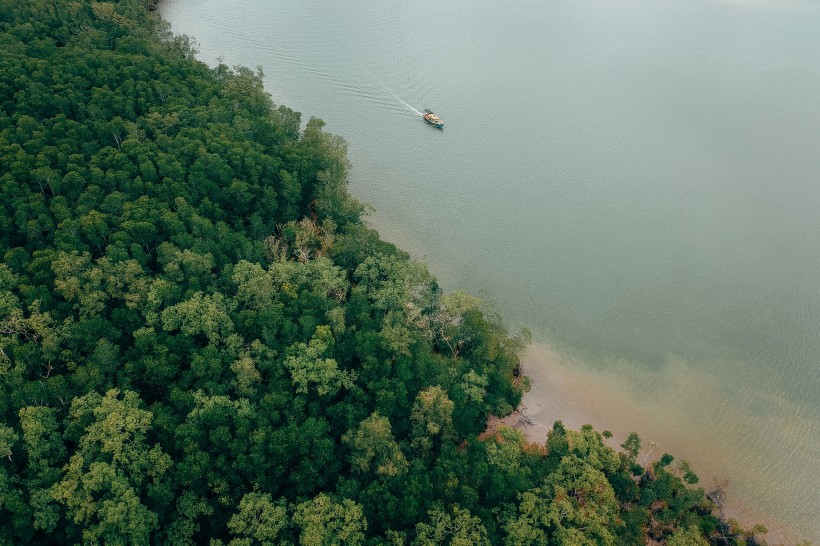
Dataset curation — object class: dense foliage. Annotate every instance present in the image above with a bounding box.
[0,0,772,544]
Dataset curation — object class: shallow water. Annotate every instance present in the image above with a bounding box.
[160,0,820,540]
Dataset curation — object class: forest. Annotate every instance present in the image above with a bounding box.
[0,0,773,544]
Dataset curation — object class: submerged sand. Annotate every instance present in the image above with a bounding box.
[502,343,805,545]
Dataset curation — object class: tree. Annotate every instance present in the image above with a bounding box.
[230,349,263,397]
[267,254,348,304]
[227,491,289,546]
[413,506,490,546]
[293,494,366,546]
[343,412,408,478]
[19,406,65,532]
[429,291,482,360]
[0,298,58,376]
[675,460,699,485]
[284,325,354,396]
[411,386,455,454]
[564,425,619,475]
[667,525,709,546]
[619,432,641,471]
[504,454,620,546]
[482,425,536,507]
[161,291,236,345]
[51,389,171,545]
[503,491,547,546]
[352,253,435,357]
[459,370,488,405]
[0,425,17,462]
[163,491,214,546]
[173,392,256,506]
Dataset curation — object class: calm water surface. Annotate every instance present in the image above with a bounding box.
[161,0,820,539]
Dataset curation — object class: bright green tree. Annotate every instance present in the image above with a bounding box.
[227,491,289,546]
[284,325,354,396]
[413,505,490,546]
[293,493,366,546]
[667,525,709,546]
[343,412,408,478]
[410,386,455,454]
[51,389,172,545]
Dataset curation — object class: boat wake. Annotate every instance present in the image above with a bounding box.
[370,72,424,116]
[205,23,430,121]
[387,88,423,116]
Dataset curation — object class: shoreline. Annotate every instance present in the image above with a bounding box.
[155,0,820,541]
[499,343,802,545]
[363,213,812,545]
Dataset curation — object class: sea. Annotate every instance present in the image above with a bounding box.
[159,0,820,540]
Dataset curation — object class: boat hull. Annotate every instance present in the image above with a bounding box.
[423,109,444,128]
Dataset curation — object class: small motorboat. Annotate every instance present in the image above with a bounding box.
[422,109,444,128]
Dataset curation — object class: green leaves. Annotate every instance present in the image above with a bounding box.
[667,526,709,546]
[0,299,58,374]
[413,506,490,546]
[343,412,408,478]
[0,424,18,462]
[19,405,64,473]
[18,406,64,532]
[293,494,367,546]
[284,325,354,397]
[504,454,620,546]
[228,492,288,546]
[161,291,236,345]
[411,386,455,455]
[52,389,171,545]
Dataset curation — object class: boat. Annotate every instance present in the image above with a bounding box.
[422,109,444,128]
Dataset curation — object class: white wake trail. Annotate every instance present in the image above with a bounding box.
[371,72,423,116]
[392,92,422,116]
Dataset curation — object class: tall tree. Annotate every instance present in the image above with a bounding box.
[343,412,408,478]
[284,325,354,397]
[293,494,367,546]
[227,491,289,546]
[411,386,456,455]
[51,389,172,545]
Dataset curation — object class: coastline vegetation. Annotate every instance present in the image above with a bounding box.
[0,0,777,543]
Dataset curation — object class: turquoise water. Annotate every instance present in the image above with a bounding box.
[160,0,820,539]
